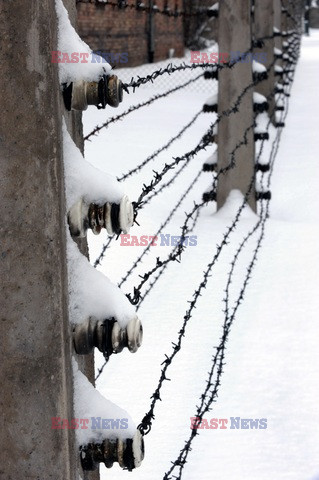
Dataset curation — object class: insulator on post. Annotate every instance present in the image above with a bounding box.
[80,430,144,471]
[63,74,123,111]
[253,92,269,114]
[256,191,271,201]
[253,61,268,83]
[202,190,216,203]
[203,151,217,172]
[68,195,134,238]
[274,47,283,59]
[207,2,219,18]
[254,132,269,141]
[256,162,270,172]
[117,0,127,8]
[203,94,218,113]
[273,27,281,37]
[204,69,218,80]
[136,1,146,10]
[73,315,143,356]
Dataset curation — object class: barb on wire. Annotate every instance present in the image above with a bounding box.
[127,117,256,307]
[76,0,218,19]
[84,74,204,141]
[119,169,203,288]
[162,53,296,480]
[118,109,203,181]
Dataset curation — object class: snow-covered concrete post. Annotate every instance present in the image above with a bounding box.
[216,0,256,211]
[254,0,276,117]
[0,1,78,479]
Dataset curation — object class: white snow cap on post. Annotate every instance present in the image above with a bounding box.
[67,235,138,328]
[62,121,124,211]
[55,0,112,84]
[73,359,136,445]
[252,60,267,74]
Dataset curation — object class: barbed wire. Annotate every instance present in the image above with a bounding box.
[76,0,219,19]
[126,116,257,306]
[136,57,293,436]
[84,73,204,141]
[133,57,275,213]
[117,109,203,181]
[118,169,203,287]
[161,58,295,480]
[137,169,258,437]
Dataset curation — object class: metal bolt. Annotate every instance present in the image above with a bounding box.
[73,316,143,356]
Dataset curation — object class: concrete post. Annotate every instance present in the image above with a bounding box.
[0,1,77,479]
[254,0,276,117]
[274,0,283,60]
[217,0,256,211]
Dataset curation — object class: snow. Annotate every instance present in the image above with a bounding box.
[55,0,111,84]
[73,359,136,445]
[62,121,124,211]
[204,150,217,165]
[204,93,218,106]
[252,59,267,73]
[253,91,267,104]
[254,111,270,134]
[81,30,319,480]
[66,234,137,328]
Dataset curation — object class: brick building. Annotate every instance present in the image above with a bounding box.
[77,1,185,67]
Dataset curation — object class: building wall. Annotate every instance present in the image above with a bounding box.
[77,0,184,68]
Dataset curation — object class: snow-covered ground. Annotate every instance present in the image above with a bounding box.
[82,30,319,480]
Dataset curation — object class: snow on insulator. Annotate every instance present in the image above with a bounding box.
[273,27,282,37]
[68,195,134,237]
[67,235,139,330]
[274,47,283,59]
[203,151,217,171]
[274,111,285,128]
[253,92,269,113]
[63,74,124,111]
[256,155,270,172]
[282,53,290,61]
[254,112,270,141]
[282,41,289,49]
[63,122,133,236]
[255,181,271,200]
[207,2,219,17]
[73,315,143,356]
[253,60,268,82]
[136,1,146,10]
[203,93,218,113]
[275,82,284,92]
[73,362,144,471]
[274,65,284,78]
